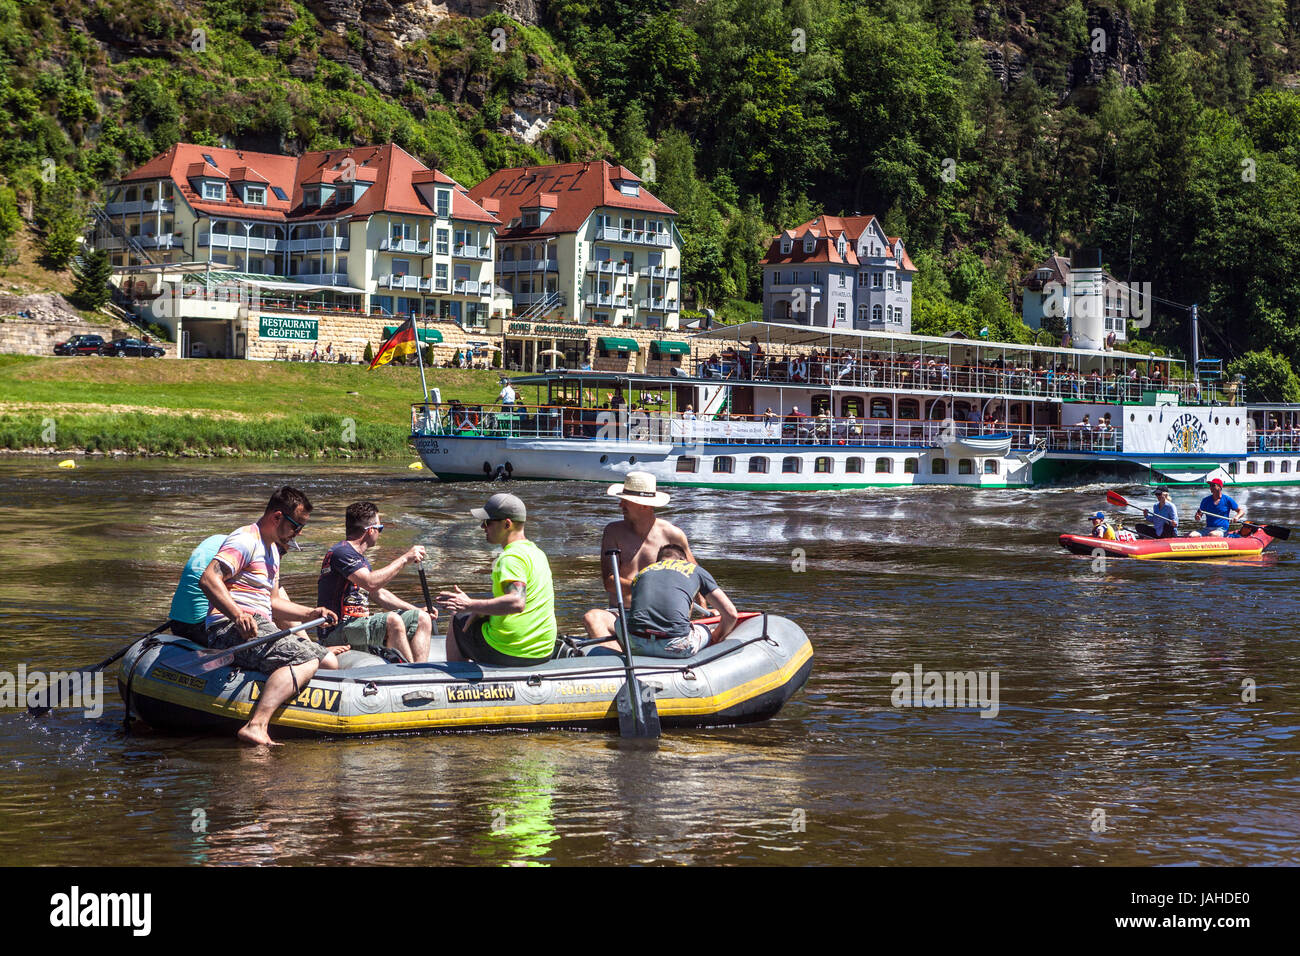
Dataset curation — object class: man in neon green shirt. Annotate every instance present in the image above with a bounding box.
[437,493,556,665]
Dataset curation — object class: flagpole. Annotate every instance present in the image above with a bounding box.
[414,312,430,405]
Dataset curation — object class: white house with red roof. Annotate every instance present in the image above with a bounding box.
[95,142,502,357]
[760,215,916,332]
[1021,251,1130,346]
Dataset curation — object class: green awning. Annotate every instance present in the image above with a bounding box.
[384,325,443,343]
[650,340,690,356]
[598,336,640,352]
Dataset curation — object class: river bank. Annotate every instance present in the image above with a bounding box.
[0,355,504,458]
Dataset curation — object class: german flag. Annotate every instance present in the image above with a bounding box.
[368,317,419,370]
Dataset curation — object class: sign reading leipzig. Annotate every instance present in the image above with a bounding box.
[258,316,319,341]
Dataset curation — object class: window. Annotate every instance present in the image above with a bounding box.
[436,190,451,218]
[858,272,869,288]
[840,397,863,417]
[870,398,891,419]
[271,185,288,201]
[875,457,892,473]
[984,460,999,474]
[1264,460,1274,473]
[781,239,792,254]
[858,305,869,322]
[898,399,919,420]
[904,458,919,474]
[836,303,846,322]
[812,271,821,284]
[1282,460,1291,473]
[803,237,815,253]
[201,181,226,201]
[932,458,948,475]
[782,456,801,474]
[872,272,883,289]
[676,457,698,473]
[839,273,846,287]
[713,456,735,474]
[1247,461,1258,474]
[392,258,411,276]
[872,304,883,323]
[435,263,448,290]
[846,457,863,474]
[436,229,449,255]
[749,457,769,474]
[815,457,832,474]
[958,459,973,474]
[811,394,831,415]
[1228,461,1240,475]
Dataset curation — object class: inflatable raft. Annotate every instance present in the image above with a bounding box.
[1059,528,1275,560]
[116,613,812,737]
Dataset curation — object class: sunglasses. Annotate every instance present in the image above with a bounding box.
[365,523,385,533]
[280,511,304,534]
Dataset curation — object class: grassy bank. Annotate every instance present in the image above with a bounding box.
[0,356,508,457]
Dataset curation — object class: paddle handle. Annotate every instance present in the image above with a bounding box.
[605,548,646,729]
[196,616,327,672]
[417,563,438,638]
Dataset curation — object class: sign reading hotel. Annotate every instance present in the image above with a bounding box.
[507,321,589,339]
[258,316,319,341]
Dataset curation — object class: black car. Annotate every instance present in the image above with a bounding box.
[106,337,165,358]
[53,334,106,356]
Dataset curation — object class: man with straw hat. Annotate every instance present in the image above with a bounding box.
[581,471,697,642]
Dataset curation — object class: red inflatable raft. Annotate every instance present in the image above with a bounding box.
[1059,528,1275,560]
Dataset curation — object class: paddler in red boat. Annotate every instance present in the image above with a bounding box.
[1189,478,1245,537]
[1089,511,1117,541]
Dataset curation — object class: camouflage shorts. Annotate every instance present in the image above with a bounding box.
[206,618,329,673]
[626,622,713,659]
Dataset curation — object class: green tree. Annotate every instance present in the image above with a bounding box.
[72,248,113,310]
[1230,350,1300,403]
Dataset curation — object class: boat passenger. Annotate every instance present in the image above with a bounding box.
[199,487,345,746]
[1190,478,1244,537]
[1142,489,1179,538]
[1090,511,1117,540]
[593,544,739,658]
[581,472,695,642]
[497,379,517,408]
[437,494,556,665]
[316,502,435,663]
[168,534,228,643]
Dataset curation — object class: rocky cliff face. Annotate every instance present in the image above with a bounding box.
[975,4,1145,94]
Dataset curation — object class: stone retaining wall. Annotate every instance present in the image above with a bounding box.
[0,317,176,357]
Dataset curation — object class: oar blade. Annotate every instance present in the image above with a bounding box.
[1106,490,1130,508]
[616,679,661,738]
[1264,524,1291,541]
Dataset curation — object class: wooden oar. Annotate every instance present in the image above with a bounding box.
[27,621,171,716]
[1106,490,1290,540]
[606,548,661,739]
[195,617,327,673]
[417,561,439,640]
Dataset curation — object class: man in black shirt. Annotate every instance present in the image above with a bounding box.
[619,544,739,659]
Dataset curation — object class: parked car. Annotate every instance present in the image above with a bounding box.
[106,337,165,358]
[52,334,106,356]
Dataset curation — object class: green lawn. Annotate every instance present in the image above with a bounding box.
[0,356,509,457]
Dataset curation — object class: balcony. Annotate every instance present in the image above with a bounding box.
[285,236,348,253]
[638,265,680,280]
[104,199,173,215]
[200,233,283,252]
[638,297,678,312]
[290,273,351,287]
[514,292,565,307]
[585,293,632,308]
[379,237,431,255]
[452,279,486,295]
[495,258,558,273]
[453,244,491,260]
[378,274,432,292]
[598,226,673,247]
[136,234,179,249]
[587,260,633,276]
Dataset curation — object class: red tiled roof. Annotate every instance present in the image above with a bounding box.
[116,142,499,227]
[467,161,675,239]
[760,233,860,267]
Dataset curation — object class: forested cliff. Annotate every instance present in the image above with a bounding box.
[4,0,1300,390]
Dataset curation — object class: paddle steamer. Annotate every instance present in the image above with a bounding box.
[410,321,1298,489]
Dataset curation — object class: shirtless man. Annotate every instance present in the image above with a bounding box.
[581,471,696,641]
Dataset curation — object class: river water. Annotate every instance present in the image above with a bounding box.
[0,459,1296,866]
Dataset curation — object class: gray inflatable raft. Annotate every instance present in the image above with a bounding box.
[117,613,813,736]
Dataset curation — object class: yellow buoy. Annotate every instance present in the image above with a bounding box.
[58,459,76,469]
[408,461,423,470]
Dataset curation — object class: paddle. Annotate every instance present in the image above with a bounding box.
[417,561,440,640]
[1106,490,1290,540]
[27,620,171,716]
[194,617,327,673]
[606,548,661,738]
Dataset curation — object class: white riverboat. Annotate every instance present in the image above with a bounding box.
[411,321,1296,489]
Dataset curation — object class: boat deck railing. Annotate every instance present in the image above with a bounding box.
[1251,433,1300,453]
[686,354,1238,406]
[411,403,1124,454]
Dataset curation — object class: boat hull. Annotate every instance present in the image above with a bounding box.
[1058,530,1273,560]
[117,615,813,736]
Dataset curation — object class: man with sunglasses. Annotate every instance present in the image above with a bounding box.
[436,493,556,665]
[317,501,434,662]
[200,486,344,746]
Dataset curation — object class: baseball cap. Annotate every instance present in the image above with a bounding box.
[471,493,526,522]
[1208,478,1224,488]
[1092,511,1105,520]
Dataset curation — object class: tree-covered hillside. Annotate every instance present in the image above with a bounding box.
[5,0,1300,375]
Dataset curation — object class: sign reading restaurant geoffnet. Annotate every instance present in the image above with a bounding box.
[258,316,319,341]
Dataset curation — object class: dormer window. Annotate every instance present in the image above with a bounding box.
[244,185,266,205]
[618,181,640,196]
[303,187,320,208]
[803,237,815,253]
[436,190,451,218]
[780,238,792,254]
[334,184,352,205]
[1037,269,1051,281]
[523,211,539,227]
[201,181,226,202]
[837,238,846,255]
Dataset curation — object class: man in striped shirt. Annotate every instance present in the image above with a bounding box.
[201,486,343,745]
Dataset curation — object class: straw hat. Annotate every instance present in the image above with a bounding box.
[607,470,671,508]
